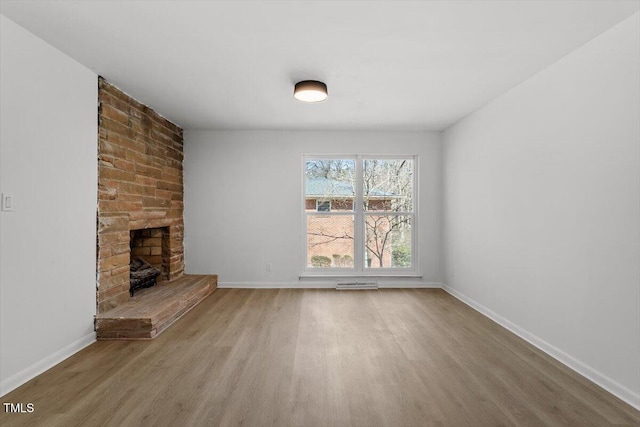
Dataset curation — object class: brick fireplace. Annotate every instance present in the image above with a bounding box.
[96,78,185,313]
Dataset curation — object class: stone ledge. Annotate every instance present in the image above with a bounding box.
[96,274,217,340]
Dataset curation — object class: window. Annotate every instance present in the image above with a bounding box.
[316,200,331,212]
[304,156,416,272]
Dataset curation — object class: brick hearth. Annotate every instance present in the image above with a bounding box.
[96,275,218,340]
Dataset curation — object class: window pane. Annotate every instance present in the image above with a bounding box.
[305,159,355,212]
[363,159,413,212]
[307,215,354,268]
[364,214,412,268]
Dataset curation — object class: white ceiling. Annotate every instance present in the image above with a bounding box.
[1,1,638,131]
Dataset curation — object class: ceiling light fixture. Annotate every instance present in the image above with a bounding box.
[294,80,328,103]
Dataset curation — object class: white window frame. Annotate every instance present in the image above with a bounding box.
[302,154,419,276]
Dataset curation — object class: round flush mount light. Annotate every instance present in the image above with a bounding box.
[294,80,328,103]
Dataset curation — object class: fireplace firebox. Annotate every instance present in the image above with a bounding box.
[129,227,169,296]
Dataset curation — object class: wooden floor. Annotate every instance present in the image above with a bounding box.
[1,289,638,427]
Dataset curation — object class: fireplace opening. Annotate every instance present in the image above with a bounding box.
[129,227,168,296]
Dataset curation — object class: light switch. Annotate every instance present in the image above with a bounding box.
[1,193,14,212]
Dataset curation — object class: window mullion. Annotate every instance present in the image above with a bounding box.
[354,155,364,272]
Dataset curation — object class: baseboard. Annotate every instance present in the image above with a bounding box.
[218,281,444,289]
[442,284,640,411]
[0,332,96,397]
[218,282,334,288]
[380,282,443,288]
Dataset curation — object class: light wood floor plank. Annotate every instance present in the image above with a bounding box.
[1,289,639,426]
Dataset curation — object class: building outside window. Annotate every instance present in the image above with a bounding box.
[316,200,331,212]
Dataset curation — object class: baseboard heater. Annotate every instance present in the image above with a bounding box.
[335,281,378,290]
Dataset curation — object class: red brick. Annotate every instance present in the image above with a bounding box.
[156,189,173,200]
[98,216,129,233]
[98,283,128,301]
[99,187,118,200]
[131,246,151,256]
[100,167,136,182]
[101,116,134,138]
[99,273,129,291]
[135,175,157,186]
[136,164,163,179]
[143,197,170,208]
[111,265,131,277]
[98,253,130,272]
[157,181,182,192]
[114,158,136,172]
[111,243,131,255]
[125,149,153,166]
[101,103,129,126]
[99,231,129,246]
[161,170,182,183]
[99,200,143,213]
[100,140,128,159]
[166,209,183,219]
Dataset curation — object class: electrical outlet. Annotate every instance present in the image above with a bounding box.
[266,263,272,272]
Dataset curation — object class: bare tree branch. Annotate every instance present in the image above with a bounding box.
[307,230,353,247]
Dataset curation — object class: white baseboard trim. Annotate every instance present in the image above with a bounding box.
[218,281,444,289]
[0,332,96,397]
[442,284,640,411]
[379,282,443,288]
[219,281,334,289]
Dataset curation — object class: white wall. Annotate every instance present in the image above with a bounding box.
[0,15,97,396]
[184,130,442,287]
[443,13,640,408]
